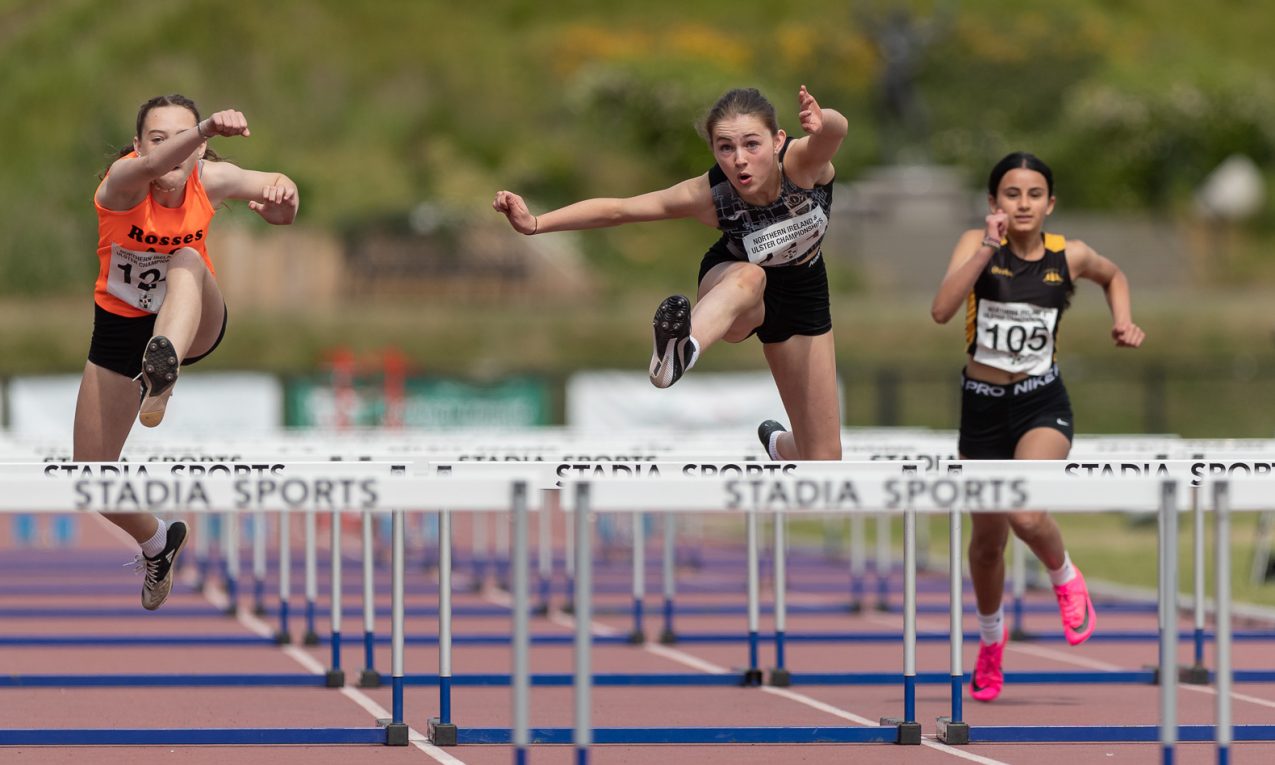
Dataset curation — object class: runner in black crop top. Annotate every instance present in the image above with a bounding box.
[494,85,849,463]
[707,136,834,268]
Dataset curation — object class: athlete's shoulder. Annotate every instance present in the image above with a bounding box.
[1043,232,1067,252]
[1057,236,1099,261]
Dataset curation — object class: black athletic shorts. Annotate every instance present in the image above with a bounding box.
[958,364,1074,459]
[88,304,227,379]
[697,247,832,344]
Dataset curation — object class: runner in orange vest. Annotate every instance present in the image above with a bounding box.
[78,94,299,609]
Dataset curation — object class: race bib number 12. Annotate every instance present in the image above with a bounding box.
[106,244,169,314]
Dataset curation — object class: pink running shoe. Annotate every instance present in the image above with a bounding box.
[970,627,1007,702]
[1054,566,1097,646]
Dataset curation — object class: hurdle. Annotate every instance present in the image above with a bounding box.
[0,463,538,747]
[408,454,1275,725]
[557,465,1270,763]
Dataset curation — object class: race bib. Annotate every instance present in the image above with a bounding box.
[106,244,169,314]
[972,299,1058,376]
[741,207,828,267]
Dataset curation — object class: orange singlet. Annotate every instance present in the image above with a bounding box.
[94,156,217,318]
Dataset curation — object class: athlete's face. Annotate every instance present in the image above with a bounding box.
[711,115,785,199]
[134,105,204,193]
[990,168,1055,235]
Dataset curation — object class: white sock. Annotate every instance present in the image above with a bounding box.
[685,336,700,371]
[1048,551,1076,586]
[767,429,784,461]
[140,519,168,558]
[978,608,1005,645]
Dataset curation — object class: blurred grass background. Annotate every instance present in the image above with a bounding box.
[4,1,1273,291]
[3,0,1275,601]
[1,0,1273,431]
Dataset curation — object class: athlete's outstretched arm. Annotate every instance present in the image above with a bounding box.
[1067,241,1145,348]
[784,85,849,186]
[493,174,717,235]
[203,163,300,225]
[97,110,251,208]
[931,212,1007,323]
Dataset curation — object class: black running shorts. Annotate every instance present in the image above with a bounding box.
[697,246,832,344]
[958,364,1074,459]
[88,304,228,379]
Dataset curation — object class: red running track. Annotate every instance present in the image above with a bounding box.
[1,511,1273,764]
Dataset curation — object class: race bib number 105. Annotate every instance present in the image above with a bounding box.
[106,244,169,314]
[973,299,1058,376]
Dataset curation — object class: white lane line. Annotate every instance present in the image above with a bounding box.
[541,604,1008,764]
[1181,684,1275,711]
[643,643,730,675]
[203,586,465,763]
[761,686,1010,765]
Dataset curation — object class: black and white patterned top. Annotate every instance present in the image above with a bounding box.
[707,137,835,268]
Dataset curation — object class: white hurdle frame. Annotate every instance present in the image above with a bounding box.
[560,464,1213,761]
[0,464,539,749]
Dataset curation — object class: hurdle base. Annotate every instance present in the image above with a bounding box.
[626,630,646,645]
[658,629,678,645]
[253,603,267,617]
[845,601,863,614]
[302,631,321,646]
[1009,627,1035,642]
[427,717,457,746]
[324,669,345,688]
[273,631,291,645]
[936,716,970,745]
[768,667,791,687]
[1143,664,1161,685]
[880,717,922,745]
[530,602,549,617]
[380,719,410,746]
[739,668,764,687]
[1179,664,1210,685]
[874,601,891,613]
[359,669,382,688]
[561,601,575,615]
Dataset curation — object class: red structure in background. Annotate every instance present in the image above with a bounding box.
[381,348,407,430]
[322,346,408,430]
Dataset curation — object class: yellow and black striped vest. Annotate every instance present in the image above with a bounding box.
[965,233,1074,361]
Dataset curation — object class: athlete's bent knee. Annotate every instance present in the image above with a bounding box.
[168,247,207,272]
[729,264,766,300]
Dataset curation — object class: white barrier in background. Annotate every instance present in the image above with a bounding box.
[566,371,840,431]
[7,373,283,439]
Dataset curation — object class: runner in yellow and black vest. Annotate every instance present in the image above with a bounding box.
[931,151,1146,703]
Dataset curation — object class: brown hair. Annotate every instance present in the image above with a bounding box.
[700,88,779,142]
[101,94,221,177]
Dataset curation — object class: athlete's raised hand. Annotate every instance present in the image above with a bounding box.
[198,110,251,139]
[248,183,299,225]
[1112,321,1145,348]
[984,210,1008,242]
[492,190,537,235]
[797,85,823,136]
